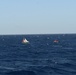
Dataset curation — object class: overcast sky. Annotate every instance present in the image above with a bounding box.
[0,0,76,34]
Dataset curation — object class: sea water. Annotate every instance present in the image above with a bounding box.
[0,34,76,75]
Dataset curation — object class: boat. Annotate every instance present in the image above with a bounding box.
[22,38,29,44]
[53,40,59,43]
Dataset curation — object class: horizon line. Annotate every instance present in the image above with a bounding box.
[0,33,76,35]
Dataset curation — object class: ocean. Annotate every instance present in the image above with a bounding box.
[0,34,76,75]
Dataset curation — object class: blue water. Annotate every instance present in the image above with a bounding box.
[0,34,76,75]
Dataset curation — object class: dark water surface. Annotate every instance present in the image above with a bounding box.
[0,34,76,75]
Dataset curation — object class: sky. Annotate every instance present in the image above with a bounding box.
[0,0,76,34]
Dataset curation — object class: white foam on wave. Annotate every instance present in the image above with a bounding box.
[52,57,71,64]
[0,66,15,70]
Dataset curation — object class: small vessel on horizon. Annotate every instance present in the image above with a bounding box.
[22,38,29,44]
[53,40,59,43]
